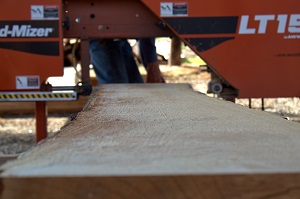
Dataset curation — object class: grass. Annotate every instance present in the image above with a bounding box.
[182,56,206,66]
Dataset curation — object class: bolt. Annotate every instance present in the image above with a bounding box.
[75,18,81,23]
[98,25,103,30]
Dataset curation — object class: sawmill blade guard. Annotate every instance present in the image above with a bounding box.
[142,0,300,98]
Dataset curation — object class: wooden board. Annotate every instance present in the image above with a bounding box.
[0,155,18,167]
[1,84,300,199]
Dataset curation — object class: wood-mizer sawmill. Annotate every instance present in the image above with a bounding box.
[1,1,300,198]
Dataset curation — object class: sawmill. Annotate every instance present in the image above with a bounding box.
[1,0,300,198]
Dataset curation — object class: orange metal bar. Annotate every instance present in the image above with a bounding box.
[80,39,91,84]
[63,0,172,39]
[35,101,48,143]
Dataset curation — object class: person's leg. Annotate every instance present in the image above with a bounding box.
[120,40,144,83]
[89,39,129,84]
[139,38,165,83]
[138,38,158,69]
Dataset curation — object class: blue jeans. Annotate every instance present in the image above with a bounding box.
[89,39,144,84]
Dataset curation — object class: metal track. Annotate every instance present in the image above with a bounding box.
[0,91,77,102]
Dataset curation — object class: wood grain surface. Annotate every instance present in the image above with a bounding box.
[1,84,300,199]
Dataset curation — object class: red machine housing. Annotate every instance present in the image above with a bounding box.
[0,0,63,91]
[144,0,300,98]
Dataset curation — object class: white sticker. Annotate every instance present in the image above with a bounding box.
[160,2,188,17]
[31,5,44,19]
[31,5,59,20]
[16,76,40,89]
[160,2,173,16]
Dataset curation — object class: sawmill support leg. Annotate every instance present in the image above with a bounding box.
[35,101,48,143]
[80,39,91,84]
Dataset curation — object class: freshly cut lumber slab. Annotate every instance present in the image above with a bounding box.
[1,84,300,199]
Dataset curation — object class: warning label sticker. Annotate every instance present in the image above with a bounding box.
[31,5,59,20]
[160,2,188,17]
[16,76,40,89]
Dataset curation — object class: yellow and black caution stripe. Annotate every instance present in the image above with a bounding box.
[0,91,77,102]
